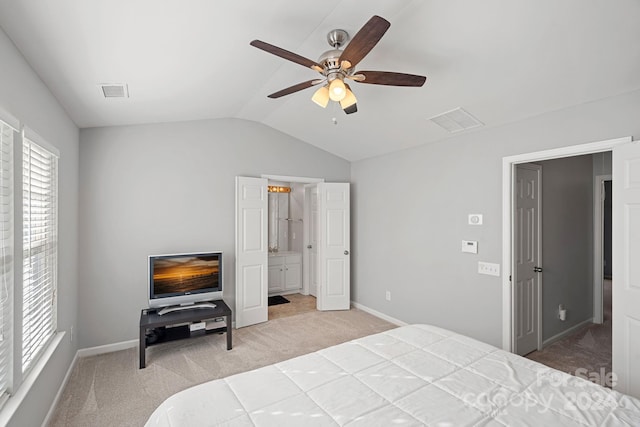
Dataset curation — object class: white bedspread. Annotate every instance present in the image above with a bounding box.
[145,324,640,426]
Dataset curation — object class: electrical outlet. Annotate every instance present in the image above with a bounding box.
[385,291,391,301]
[478,262,500,276]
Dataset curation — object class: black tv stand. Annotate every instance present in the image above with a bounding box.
[157,301,217,315]
[139,299,232,368]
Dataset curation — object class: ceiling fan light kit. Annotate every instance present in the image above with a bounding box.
[328,77,347,101]
[340,84,357,109]
[312,86,330,108]
[250,15,426,115]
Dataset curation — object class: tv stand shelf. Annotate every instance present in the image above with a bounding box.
[139,299,232,369]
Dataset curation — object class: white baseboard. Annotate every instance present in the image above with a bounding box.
[76,339,138,358]
[42,351,77,427]
[43,338,138,426]
[351,301,408,327]
[542,317,594,347]
[0,332,65,427]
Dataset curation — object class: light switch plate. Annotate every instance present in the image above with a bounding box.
[468,214,483,225]
[462,240,478,254]
[478,261,500,276]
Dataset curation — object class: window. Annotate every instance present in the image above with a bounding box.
[0,113,60,412]
[21,137,58,373]
[0,120,14,403]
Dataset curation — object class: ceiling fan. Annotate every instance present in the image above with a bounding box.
[250,15,426,114]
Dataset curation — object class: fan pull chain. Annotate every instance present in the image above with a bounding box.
[331,100,340,125]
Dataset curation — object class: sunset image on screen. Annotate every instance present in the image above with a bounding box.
[153,256,219,295]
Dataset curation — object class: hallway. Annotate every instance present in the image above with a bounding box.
[525,280,613,387]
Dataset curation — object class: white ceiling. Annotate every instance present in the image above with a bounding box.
[0,0,639,161]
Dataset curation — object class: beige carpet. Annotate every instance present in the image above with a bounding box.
[49,300,395,426]
[525,279,613,387]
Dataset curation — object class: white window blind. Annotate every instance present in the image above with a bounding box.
[0,120,14,403]
[22,138,57,373]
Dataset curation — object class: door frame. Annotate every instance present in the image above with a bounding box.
[501,136,632,351]
[593,174,612,324]
[303,184,317,296]
[261,175,324,298]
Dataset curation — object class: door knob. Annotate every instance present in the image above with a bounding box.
[307,245,312,249]
[344,250,350,255]
[533,266,543,273]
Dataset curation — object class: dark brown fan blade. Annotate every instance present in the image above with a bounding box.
[267,80,321,99]
[250,40,323,72]
[356,71,426,87]
[338,16,390,69]
[343,103,358,114]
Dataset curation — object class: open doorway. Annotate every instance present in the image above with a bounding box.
[265,178,352,318]
[515,155,613,385]
[235,175,351,329]
[265,178,317,320]
[512,156,598,355]
[502,139,629,388]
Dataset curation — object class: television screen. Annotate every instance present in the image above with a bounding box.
[149,251,222,308]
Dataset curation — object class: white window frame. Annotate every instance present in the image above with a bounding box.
[0,109,64,420]
[20,130,58,375]
[0,118,15,408]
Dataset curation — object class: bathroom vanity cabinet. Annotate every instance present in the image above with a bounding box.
[268,252,302,293]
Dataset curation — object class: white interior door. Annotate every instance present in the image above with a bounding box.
[304,184,319,297]
[612,141,640,398]
[235,176,268,328]
[317,182,350,311]
[514,164,542,355]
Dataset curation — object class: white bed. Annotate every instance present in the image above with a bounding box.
[145,324,640,426]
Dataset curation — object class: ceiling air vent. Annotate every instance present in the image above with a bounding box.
[99,83,129,98]
[429,107,483,133]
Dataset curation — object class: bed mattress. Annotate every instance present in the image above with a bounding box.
[145,324,640,426]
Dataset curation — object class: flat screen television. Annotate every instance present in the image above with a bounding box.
[148,251,223,314]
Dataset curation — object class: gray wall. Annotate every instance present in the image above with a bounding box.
[538,155,594,342]
[78,119,350,348]
[0,28,79,426]
[593,151,613,176]
[351,89,640,347]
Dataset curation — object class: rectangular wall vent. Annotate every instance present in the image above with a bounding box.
[429,107,483,133]
[99,83,129,98]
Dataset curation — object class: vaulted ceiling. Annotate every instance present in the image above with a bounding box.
[0,0,639,161]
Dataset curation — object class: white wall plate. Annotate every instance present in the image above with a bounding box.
[468,214,483,225]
